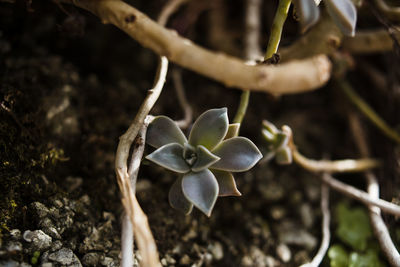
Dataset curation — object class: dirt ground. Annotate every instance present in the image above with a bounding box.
[1,0,400,266]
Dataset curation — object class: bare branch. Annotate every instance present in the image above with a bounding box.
[300,183,330,267]
[292,149,381,173]
[322,173,400,217]
[60,0,331,95]
[245,0,263,61]
[172,69,192,129]
[283,126,381,173]
[349,113,400,267]
[371,0,400,22]
[342,29,398,54]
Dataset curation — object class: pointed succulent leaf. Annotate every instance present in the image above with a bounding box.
[146,143,190,173]
[262,120,278,134]
[168,177,193,215]
[188,108,229,150]
[191,145,220,172]
[212,170,241,196]
[146,116,187,148]
[211,137,263,172]
[224,123,240,139]
[182,169,219,216]
[294,0,320,33]
[325,0,357,36]
[261,129,275,142]
[275,146,293,165]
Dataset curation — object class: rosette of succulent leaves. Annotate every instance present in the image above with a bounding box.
[293,0,357,36]
[145,108,262,216]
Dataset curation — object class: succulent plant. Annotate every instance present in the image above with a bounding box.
[293,0,357,36]
[145,108,262,216]
[261,120,292,165]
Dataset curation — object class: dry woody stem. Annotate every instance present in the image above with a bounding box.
[60,0,331,95]
[300,184,330,267]
[349,113,400,267]
[322,173,400,217]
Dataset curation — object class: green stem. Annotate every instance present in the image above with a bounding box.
[339,80,400,144]
[265,0,292,59]
[233,90,250,124]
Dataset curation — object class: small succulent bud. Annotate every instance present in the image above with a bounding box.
[261,120,293,165]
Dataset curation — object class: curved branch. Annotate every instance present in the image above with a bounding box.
[60,0,331,95]
[292,149,381,173]
[372,0,400,22]
[322,173,400,217]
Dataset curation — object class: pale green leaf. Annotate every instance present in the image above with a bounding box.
[325,0,357,36]
[147,116,187,148]
[146,143,190,173]
[182,169,219,216]
[188,108,229,150]
[168,177,193,215]
[328,244,349,267]
[211,137,262,172]
[294,0,320,33]
[335,202,372,251]
[191,145,220,172]
[349,250,385,267]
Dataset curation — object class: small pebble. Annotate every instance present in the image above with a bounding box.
[276,243,291,263]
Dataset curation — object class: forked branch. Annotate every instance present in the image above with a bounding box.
[59,0,331,95]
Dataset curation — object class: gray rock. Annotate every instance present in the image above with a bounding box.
[208,242,224,260]
[10,229,22,240]
[100,257,117,267]
[48,248,82,267]
[50,240,63,252]
[278,223,317,250]
[276,243,291,263]
[30,202,50,218]
[40,263,54,267]
[23,230,52,252]
[6,241,23,253]
[179,255,190,265]
[82,252,102,266]
[242,246,278,267]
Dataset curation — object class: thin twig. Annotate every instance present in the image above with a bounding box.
[339,80,400,144]
[342,29,398,54]
[292,149,381,173]
[279,13,342,61]
[121,120,151,267]
[321,173,400,217]
[349,113,400,267]
[60,0,331,95]
[265,0,291,59]
[118,0,191,265]
[233,90,250,125]
[244,0,262,61]
[300,183,330,267]
[371,0,400,22]
[232,0,262,132]
[172,69,192,129]
[117,56,167,267]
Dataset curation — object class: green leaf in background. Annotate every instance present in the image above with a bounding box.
[335,202,372,251]
[328,244,349,267]
[349,250,385,267]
